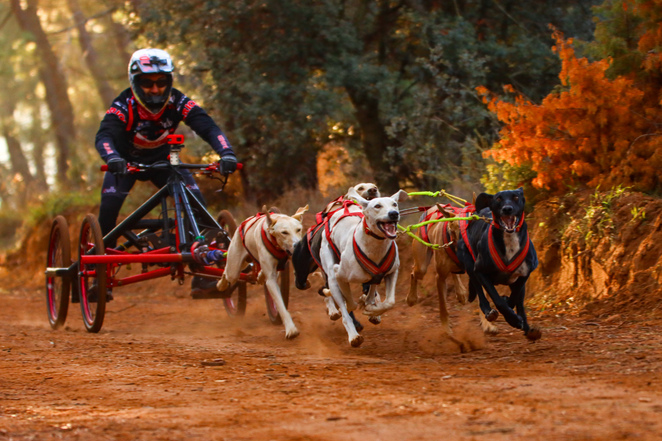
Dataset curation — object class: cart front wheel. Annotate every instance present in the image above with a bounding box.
[264,261,290,325]
[78,214,107,333]
[46,216,71,329]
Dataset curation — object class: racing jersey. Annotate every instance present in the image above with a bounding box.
[95,87,234,165]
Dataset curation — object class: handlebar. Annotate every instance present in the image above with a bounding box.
[100,161,243,174]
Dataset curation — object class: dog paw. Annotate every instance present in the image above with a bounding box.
[364,301,393,316]
[525,327,542,341]
[456,293,468,305]
[286,328,300,340]
[405,295,417,307]
[350,335,364,348]
[485,309,499,322]
[216,278,229,292]
[257,271,266,284]
[368,315,381,325]
[328,311,341,321]
[295,280,311,290]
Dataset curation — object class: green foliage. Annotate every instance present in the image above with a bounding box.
[481,161,538,195]
[630,205,646,223]
[25,191,98,228]
[132,0,599,200]
[574,185,629,243]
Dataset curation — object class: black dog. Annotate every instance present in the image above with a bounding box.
[456,187,541,341]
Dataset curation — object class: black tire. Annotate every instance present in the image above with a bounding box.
[78,214,107,333]
[223,281,247,317]
[264,261,290,325]
[46,216,71,329]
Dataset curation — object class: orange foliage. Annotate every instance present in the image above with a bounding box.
[478,25,662,193]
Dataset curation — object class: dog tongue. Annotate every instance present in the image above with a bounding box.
[502,216,516,230]
[383,222,397,236]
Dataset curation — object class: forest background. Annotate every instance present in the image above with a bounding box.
[2,0,662,253]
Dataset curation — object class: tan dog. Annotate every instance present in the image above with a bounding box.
[217,205,309,339]
[406,204,498,336]
[320,187,408,347]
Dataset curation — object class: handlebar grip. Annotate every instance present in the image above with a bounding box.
[100,165,108,172]
[237,163,243,171]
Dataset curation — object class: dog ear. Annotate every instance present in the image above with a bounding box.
[390,189,409,203]
[475,193,493,212]
[472,192,477,206]
[436,204,454,219]
[262,205,274,227]
[347,186,369,208]
[292,204,309,221]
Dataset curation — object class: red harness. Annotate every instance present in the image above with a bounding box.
[352,230,397,285]
[323,200,364,262]
[420,204,463,268]
[458,204,478,262]
[488,225,530,273]
[487,214,528,272]
[239,213,289,270]
[459,207,529,273]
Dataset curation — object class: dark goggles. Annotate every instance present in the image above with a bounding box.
[138,77,169,88]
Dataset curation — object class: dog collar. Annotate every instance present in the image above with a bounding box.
[491,212,525,232]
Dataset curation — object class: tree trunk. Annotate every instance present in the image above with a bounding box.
[0,99,34,188]
[67,0,117,107]
[345,84,400,193]
[10,0,74,187]
[30,106,48,188]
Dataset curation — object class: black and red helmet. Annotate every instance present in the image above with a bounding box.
[128,48,174,114]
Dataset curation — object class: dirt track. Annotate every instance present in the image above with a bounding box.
[2,251,662,441]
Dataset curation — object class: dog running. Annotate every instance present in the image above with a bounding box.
[456,187,541,341]
[319,186,408,347]
[406,203,469,336]
[292,183,380,328]
[217,205,309,339]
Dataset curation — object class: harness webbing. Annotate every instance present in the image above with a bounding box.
[239,213,288,268]
[458,205,478,262]
[323,200,363,262]
[305,222,325,268]
[487,226,530,273]
[352,231,397,285]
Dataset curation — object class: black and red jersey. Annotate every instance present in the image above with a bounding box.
[95,88,234,164]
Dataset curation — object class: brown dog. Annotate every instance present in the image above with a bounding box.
[406,203,498,336]
[406,204,468,335]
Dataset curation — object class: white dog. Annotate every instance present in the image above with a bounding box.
[319,187,408,347]
[291,183,381,325]
[217,205,309,339]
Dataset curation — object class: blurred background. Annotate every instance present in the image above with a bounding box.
[4,0,662,254]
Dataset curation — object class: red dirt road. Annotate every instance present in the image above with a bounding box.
[2,263,662,441]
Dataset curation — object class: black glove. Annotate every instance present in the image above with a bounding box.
[106,157,127,175]
[219,155,237,174]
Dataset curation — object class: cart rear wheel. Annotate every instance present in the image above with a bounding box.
[78,214,107,333]
[46,216,71,329]
[265,261,290,325]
